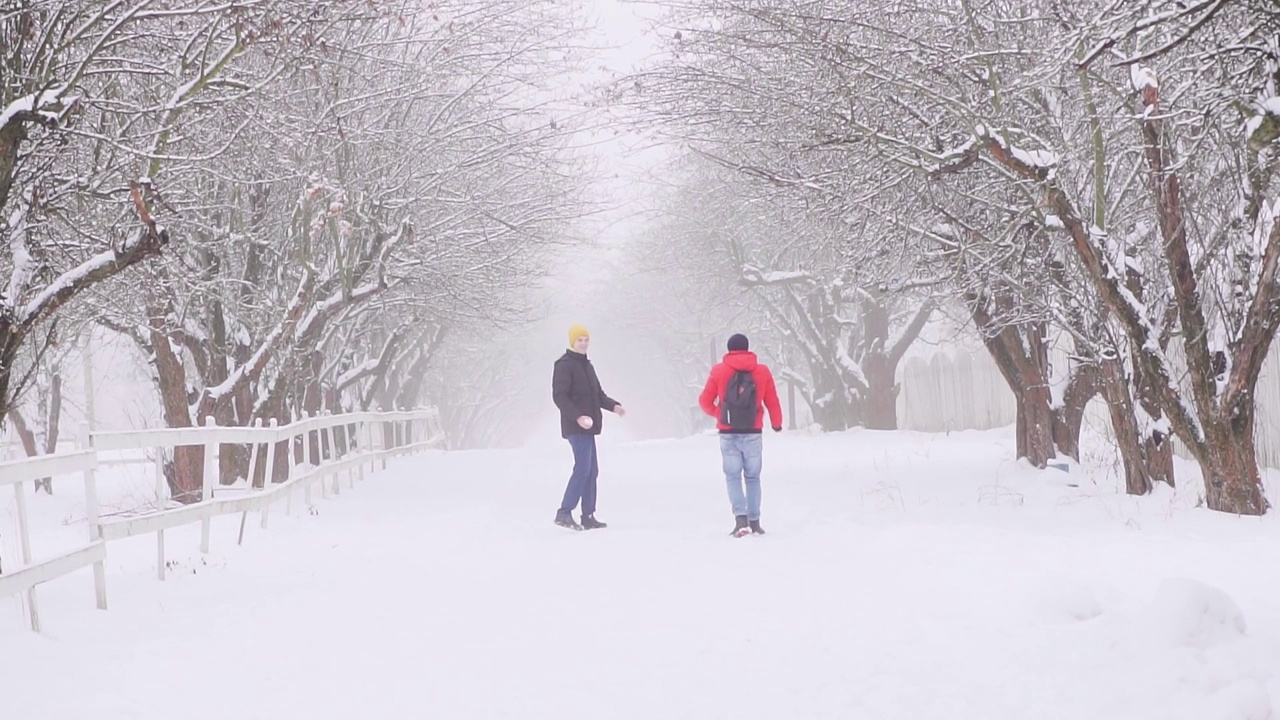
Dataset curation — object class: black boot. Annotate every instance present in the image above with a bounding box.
[749,519,765,535]
[581,514,607,530]
[555,512,583,531]
[730,515,750,537]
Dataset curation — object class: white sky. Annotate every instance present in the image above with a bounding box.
[513,0,682,445]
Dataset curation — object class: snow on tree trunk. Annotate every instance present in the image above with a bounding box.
[0,122,20,211]
[1135,73,1266,513]
[939,113,1264,513]
[1201,407,1268,514]
[861,351,897,431]
[1015,388,1056,469]
[1133,362,1175,488]
[148,303,203,503]
[35,370,60,494]
[971,298,1055,468]
[6,406,39,487]
[1097,354,1155,496]
[1049,363,1098,462]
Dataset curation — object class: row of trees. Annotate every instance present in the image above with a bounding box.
[1,1,594,499]
[618,0,1280,514]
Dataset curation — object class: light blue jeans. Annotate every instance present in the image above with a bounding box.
[720,433,763,520]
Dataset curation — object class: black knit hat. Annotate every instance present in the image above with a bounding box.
[727,333,749,351]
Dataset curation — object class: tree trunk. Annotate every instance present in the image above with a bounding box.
[149,304,203,503]
[6,407,41,490]
[1014,380,1055,467]
[808,389,859,432]
[1095,355,1154,495]
[1199,407,1269,514]
[858,300,896,430]
[971,297,1056,468]
[302,350,325,461]
[1131,362,1175,487]
[34,372,61,493]
[0,122,24,211]
[254,374,293,488]
[1050,363,1099,461]
[861,351,897,430]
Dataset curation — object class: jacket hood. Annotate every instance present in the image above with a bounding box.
[723,350,759,371]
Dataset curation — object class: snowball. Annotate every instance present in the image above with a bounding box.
[1147,578,1247,649]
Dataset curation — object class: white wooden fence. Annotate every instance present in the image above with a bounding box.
[898,340,1280,471]
[0,408,444,632]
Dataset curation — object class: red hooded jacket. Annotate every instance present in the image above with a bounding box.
[699,350,784,432]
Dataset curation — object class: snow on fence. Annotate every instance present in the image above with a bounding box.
[0,408,444,632]
[899,342,1280,471]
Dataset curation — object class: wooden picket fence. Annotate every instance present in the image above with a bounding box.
[0,408,443,632]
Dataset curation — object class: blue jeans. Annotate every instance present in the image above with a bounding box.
[559,434,599,516]
[720,433,762,520]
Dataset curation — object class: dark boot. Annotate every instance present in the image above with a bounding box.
[555,512,583,531]
[581,514,607,530]
[749,519,765,535]
[730,515,750,537]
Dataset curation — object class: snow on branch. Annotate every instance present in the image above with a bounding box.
[1246,97,1280,150]
[336,330,403,394]
[18,183,168,330]
[336,357,381,392]
[0,86,76,129]
[294,281,385,341]
[197,271,316,416]
[1079,0,1233,68]
[5,192,34,312]
[929,126,1058,181]
[740,264,814,286]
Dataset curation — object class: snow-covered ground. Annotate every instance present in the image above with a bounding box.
[3,426,1280,719]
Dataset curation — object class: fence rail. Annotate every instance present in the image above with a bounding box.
[0,408,444,633]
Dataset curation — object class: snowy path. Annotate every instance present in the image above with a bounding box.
[4,429,1280,719]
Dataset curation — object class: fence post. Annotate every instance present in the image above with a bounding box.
[82,330,97,433]
[200,416,218,554]
[325,417,340,496]
[344,422,356,488]
[285,422,295,516]
[154,442,166,581]
[261,418,279,530]
[303,412,315,506]
[12,475,39,631]
[238,419,264,546]
[310,412,328,500]
[356,420,367,483]
[153,447,166,508]
[78,423,108,609]
[246,418,264,490]
[378,415,389,471]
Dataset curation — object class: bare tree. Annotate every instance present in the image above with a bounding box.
[622,0,1191,497]
[80,1,592,498]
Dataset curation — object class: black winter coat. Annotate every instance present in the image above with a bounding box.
[552,351,619,439]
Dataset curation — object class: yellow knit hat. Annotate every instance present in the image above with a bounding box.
[568,324,590,348]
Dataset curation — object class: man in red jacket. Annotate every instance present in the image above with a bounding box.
[698,333,783,536]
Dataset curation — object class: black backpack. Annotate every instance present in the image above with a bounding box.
[720,370,758,429]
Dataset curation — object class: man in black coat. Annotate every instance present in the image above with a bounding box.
[551,324,625,530]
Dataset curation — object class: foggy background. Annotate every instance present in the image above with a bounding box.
[8,0,1280,514]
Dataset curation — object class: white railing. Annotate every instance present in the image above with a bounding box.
[0,408,444,632]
